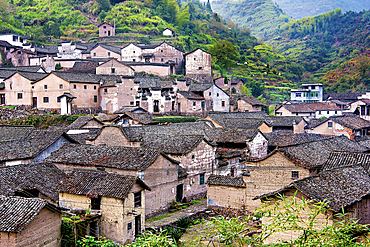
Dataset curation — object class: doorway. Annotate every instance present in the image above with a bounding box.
[32,97,37,108]
[176,184,183,202]
[135,214,141,237]
[0,94,4,104]
[153,100,159,113]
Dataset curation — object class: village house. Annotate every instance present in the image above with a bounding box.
[305,115,370,139]
[59,170,150,245]
[188,83,230,112]
[253,165,370,244]
[0,162,66,205]
[140,134,216,201]
[205,111,268,128]
[237,97,265,112]
[162,28,174,37]
[8,48,37,67]
[214,77,244,94]
[208,135,367,211]
[46,144,182,217]
[31,71,120,112]
[1,71,47,106]
[0,33,29,47]
[83,44,121,60]
[184,48,212,83]
[290,83,323,102]
[68,116,104,129]
[99,23,115,37]
[85,125,141,147]
[258,116,307,133]
[100,112,155,126]
[349,98,370,121]
[0,196,62,247]
[0,128,78,166]
[176,91,206,116]
[275,103,315,118]
[96,58,135,76]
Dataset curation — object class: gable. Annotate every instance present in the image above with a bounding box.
[81,119,104,128]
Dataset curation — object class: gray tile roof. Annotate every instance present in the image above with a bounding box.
[46,144,164,170]
[0,125,35,142]
[206,128,261,143]
[140,134,206,155]
[178,91,205,100]
[280,136,368,168]
[0,163,66,202]
[323,92,363,102]
[134,76,174,89]
[98,44,122,55]
[264,116,305,127]
[305,102,341,111]
[59,170,150,200]
[15,71,48,81]
[206,112,268,127]
[113,106,147,114]
[39,71,121,84]
[0,66,45,73]
[188,83,213,92]
[0,196,60,233]
[67,116,104,129]
[264,132,329,147]
[125,112,155,125]
[276,103,315,113]
[331,115,370,130]
[322,152,370,172]
[206,174,246,188]
[254,165,370,212]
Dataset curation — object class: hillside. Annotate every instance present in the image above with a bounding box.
[210,0,290,40]
[273,0,370,19]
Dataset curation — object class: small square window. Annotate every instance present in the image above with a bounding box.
[161,58,164,62]
[57,97,61,103]
[222,101,225,107]
[93,53,96,56]
[17,93,22,99]
[84,85,87,90]
[44,85,47,90]
[134,191,141,207]
[133,51,135,53]
[94,95,97,103]
[73,84,76,89]
[104,88,108,93]
[161,50,163,52]
[327,111,329,114]
[200,173,205,185]
[194,58,196,60]
[108,52,111,56]
[199,67,202,70]
[127,222,132,230]
[43,97,49,103]
[130,101,134,105]
[94,85,97,90]
[291,171,299,179]
[133,59,136,62]
[136,101,140,106]
[328,122,333,128]
[209,92,211,96]
[217,93,219,97]
[111,68,115,73]
[192,155,195,160]
[193,102,196,106]
[59,84,63,89]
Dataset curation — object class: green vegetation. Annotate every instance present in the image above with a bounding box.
[153,116,201,123]
[0,114,84,128]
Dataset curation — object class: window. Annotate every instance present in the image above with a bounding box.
[73,84,77,89]
[193,102,196,106]
[222,101,225,107]
[133,59,136,62]
[209,92,211,96]
[44,85,47,90]
[43,97,49,103]
[127,222,132,231]
[192,155,195,160]
[32,86,34,89]
[133,51,135,53]
[327,111,329,114]
[104,88,108,93]
[18,59,22,64]
[93,53,96,57]
[130,101,134,105]
[84,85,87,90]
[17,51,21,54]
[200,173,205,185]
[194,58,196,60]
[59,84,63,89]
[136,101,140,106]
[17,93,22,99]
[57,97,61,103]
[161,50,163,52]
[94,85,97,90]
[161,58,164,62]
[291,171,299,179]
[91,196,101,210]
[295,93,301,97]
[335,111,337,114]
[216,93,219,97]
[103,25,106,29]
[108,52,111,56]
[134,192,141,207]
[198,67,202,70]
[328,122,333,128]
[111,68,115,73]
[319,111,321,114]
[201,101,205,108]
[94,95,97,103]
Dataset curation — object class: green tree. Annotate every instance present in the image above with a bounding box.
[209,40,239,71]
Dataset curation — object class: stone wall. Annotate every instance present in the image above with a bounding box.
[207,185,246,209]
[86,126,140,147]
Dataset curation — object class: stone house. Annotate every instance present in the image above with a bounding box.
[134,76,176,114]
[0,162,66,205]
[349,99,370,120]
[205,111,268,128]
[206,175,247,209]
[31,71,120,111]
[0,196,62,247]
[0,129,78,166]
[140,134,217,201]
[96,58,135,76]
[83,44,121,60]
[258,116,307,133]
[68,116,104,130]
[253,165,370,244]
[59,170,150,245]
[99,23,115,37]
[237,97,265,112]
[214,77,244,94]
[163,28,174,37]
[305,115,370,140]
[184,48,212,83]
[85,125,141,147]
[100,112,155,126]
[306,102,342,118]
[46,144,182,217]
[0,71,47,106]
[177,91,206,116]
[8,48,37,67]
[189,83,230,112]
[275,103,315,118]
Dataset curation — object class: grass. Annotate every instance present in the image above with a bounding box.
[146,212,176,222]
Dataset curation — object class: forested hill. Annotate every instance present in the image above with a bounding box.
[210,0,290,40]
[273,0,370,19]
[267,9,370,92]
